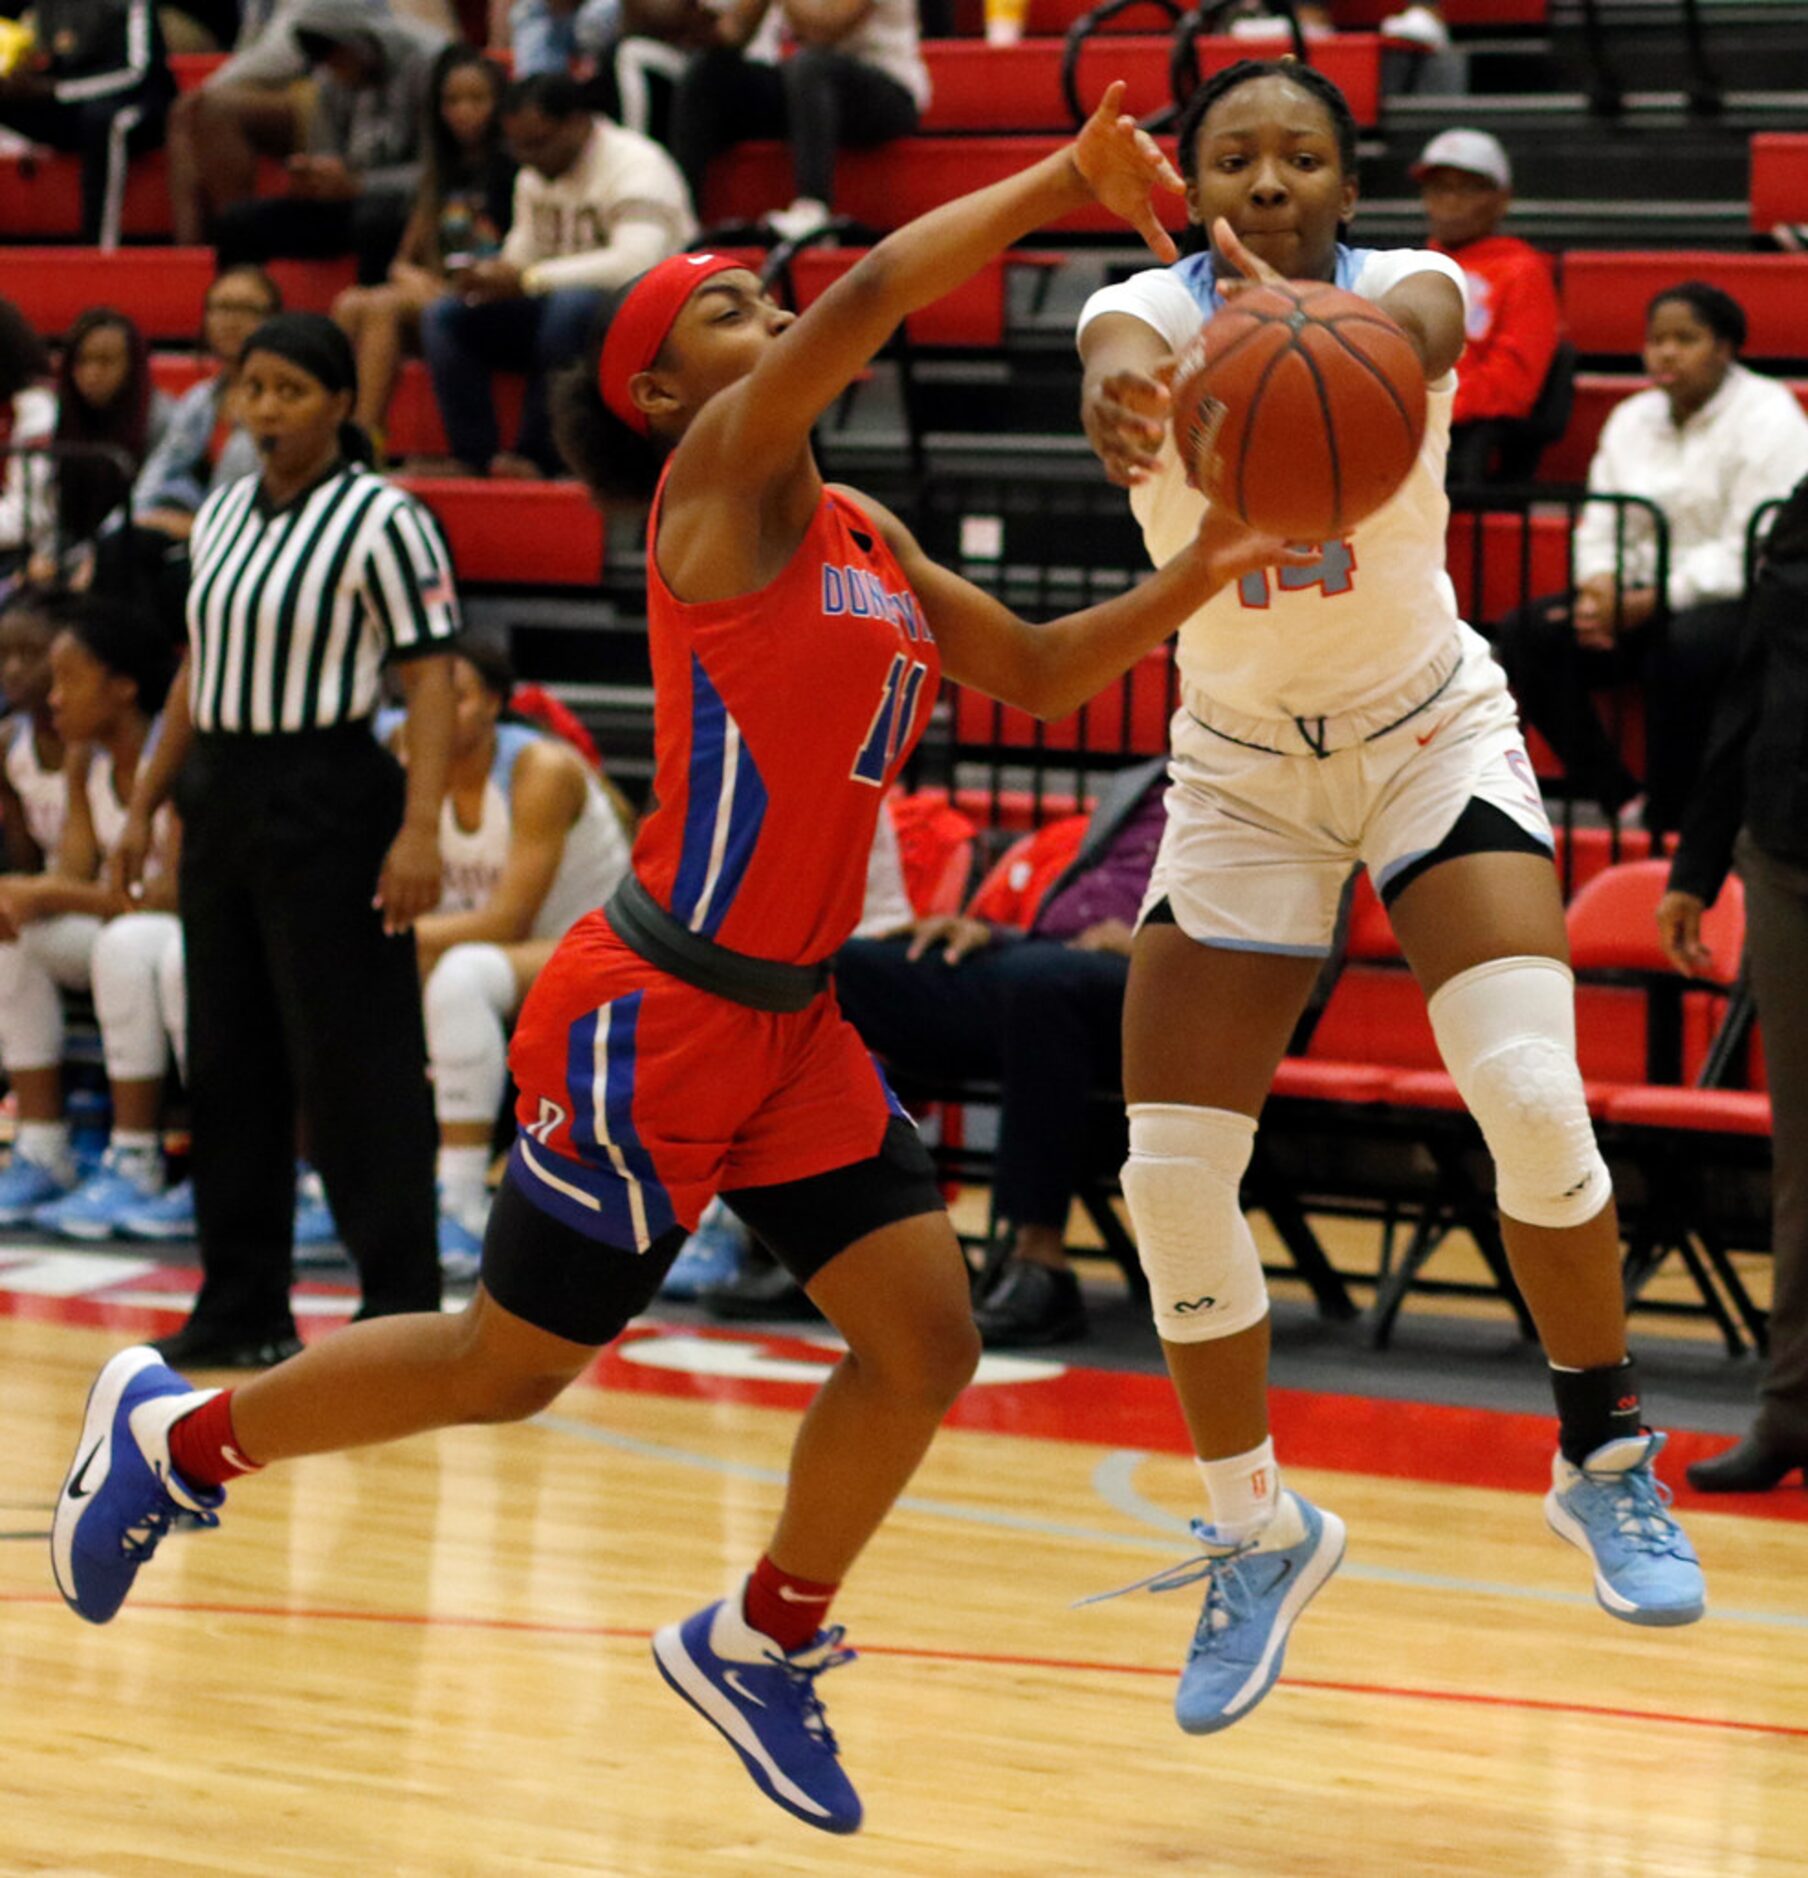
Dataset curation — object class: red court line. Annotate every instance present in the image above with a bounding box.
[7,1590,1804,1743]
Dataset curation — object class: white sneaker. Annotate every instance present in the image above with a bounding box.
[765,198,834,245]
[1381,3,1449,48]
[1230,10,1333,38]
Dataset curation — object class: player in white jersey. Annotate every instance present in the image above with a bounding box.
[0,592,68,872]
[1076,59,1703,1735]
[394,638,635,1268]
[0,598,179,1228]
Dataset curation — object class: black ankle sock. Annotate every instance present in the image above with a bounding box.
[1550,1357,1643,1466]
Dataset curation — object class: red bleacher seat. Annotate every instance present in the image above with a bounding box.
[397,477,604,585]
[1750,133,1808,236]
[785,250,1011,347]
[1330,0,1545,21]
[1443,509,1570,623]
[1561,252,1808,361]
[1540,371,1808,485]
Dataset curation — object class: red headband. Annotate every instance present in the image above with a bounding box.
[598,252,744,437]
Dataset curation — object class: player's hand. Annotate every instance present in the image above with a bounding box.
[0,874,43,934]
[906,913,994,965]
[1083,359,1175,488]
[1655,889,1713,978]
[375,821,442,934]
[460,260,525,304]
[1191,501,1318,587]
[1071,81,1186,265]
[108,807,155,902]
[1212,218,1290,295]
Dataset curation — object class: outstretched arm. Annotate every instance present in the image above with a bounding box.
[682,84,1184,496]
[854,492,1305,721]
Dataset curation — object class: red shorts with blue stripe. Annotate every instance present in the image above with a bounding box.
[505,909,905,1251]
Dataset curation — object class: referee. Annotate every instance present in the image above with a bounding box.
[115,312,459,1369]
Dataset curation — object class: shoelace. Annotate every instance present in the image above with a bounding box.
[1076,1520,1260,1655]
[120,1500,179,1563]
[1588,1465,1690,1557]
[763,1627,856,1756]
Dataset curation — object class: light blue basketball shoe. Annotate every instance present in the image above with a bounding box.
[0,1153,74,1226]
[33,1149,163,1241]
[652,1591,862,1834]
[1082,1489,1346,1735]
[118,1178,198,1242]
[1545,1432,1705,1626]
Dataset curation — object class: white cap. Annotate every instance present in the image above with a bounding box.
[1410,129,1512,190]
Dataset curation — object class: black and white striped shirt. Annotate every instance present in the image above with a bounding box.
[186,463,460,734]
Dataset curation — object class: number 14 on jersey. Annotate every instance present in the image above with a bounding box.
[1238,538,1357,609]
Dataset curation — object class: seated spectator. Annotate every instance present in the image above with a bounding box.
[0,590,67,871]
[834,760,1167,1347]
[0,595,177,1225]
[1411,128,1564,486]
[32,308,172,585]
[333,46,515,452]
[0,300,56,579]
[667,0,928,243]
[422,72,693,477]
[391,637,634,1267]
[1493,282,1808,832]
[0,0,174,248]
[210,0,449,287]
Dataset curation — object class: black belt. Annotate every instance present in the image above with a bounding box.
[604,872,829,1014]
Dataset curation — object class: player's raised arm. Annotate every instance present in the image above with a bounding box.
[684,84,1184,491]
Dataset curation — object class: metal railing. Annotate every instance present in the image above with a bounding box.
[1057,0,1187,129]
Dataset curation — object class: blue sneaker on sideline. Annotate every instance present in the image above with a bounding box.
[51,1345,223,1624]
[652,1591,862,1834]
[438,1209,483,1284]
[118,1178,198,1242]
[659,1201,750,1301]
[1545,1432,1705,1626]
[293,1165,339,1263]
[33,1150,163,1242]
[0,1153,74,1227]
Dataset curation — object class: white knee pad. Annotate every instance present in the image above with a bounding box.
[1427,956,1612,1231]
[425,942,518,1125]
[92,913,183,1084]
[156,923,188,1083]
[0,934,66,1072]
[1121,1104,1270,1344]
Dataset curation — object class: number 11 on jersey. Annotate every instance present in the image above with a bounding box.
[1238,538,1358,609]
[852,652,930,785]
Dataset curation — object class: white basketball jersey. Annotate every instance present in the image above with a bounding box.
[1078,245,1471,721]
[3,714,66,858]
[438,723,632,934]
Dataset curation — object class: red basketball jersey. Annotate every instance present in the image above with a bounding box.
[630,476,941,965]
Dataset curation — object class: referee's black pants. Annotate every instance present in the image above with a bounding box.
[176,725,441,1343]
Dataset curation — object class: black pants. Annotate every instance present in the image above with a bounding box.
[0,85,170,245]
[669,46,919,212]
[210,188,412,287]
[1491,594,1745,831]
[834,935,1127,1231]
[175,724,440,1342]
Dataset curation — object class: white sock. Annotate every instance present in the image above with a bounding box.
[112,1129,160,1159]
[1196,1439,1300,1547]
[438,1144,491,1224]
[17,1120,72,1177]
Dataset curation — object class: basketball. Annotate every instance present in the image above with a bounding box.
[1172,282,1428,540]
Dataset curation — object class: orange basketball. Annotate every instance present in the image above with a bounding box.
[1171,282,1428,540]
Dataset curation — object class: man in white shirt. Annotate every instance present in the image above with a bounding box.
[1492,280,1808,830]
[421,69,695,477]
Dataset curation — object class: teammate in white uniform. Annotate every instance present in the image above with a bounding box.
[0,592,68,874]
[399,640,634,1267]
[0,599,179,1227]
[1076,59,1704,1734]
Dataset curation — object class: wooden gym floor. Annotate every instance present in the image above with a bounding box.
[0,1236,1804,1878]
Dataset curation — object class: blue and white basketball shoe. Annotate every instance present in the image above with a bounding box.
[652,1591,863,1834]
[51,1346,223,1624]
[33,1148,163,1241]
[118,1178,198,1242]
[437,1209,483,1285]
[0,1153,73,1226]
[1545,1432,1705,1626]
[659,1201,751,1301]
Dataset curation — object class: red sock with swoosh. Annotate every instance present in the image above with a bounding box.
[167,1390,264,1490]
[743,1554,839,1652]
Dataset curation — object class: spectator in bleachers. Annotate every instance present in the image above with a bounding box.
[0,0,175,248]
[30,307,172,586]
[421,72,693,477]
[1659,472,1808,1494]
[833,761,1167,1347]
[1411,128,1565,488]
[507,0,620,76]
[331,46,516,453]
[0,591,68,872]
[0,299,56,579]
[666,0,928,244]
[0,594,177,1226]
[1493,282,1808,833]
[391,635,634,1271]
[208,0,448,286]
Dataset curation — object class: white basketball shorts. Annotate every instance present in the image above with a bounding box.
[1145,624,1554,956]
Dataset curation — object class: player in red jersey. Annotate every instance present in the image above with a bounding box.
[51,88,1300,1834]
